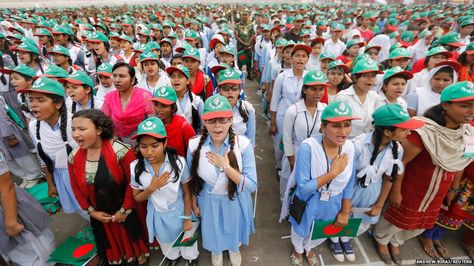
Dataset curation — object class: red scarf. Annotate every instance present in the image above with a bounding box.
[190,70,205,96]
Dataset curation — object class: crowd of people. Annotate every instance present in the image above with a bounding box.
[0,1,473,266]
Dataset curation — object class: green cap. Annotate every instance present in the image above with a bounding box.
[159,38,172,46]
[383,66,413,81]
[49,44,70,57]
[331,23,345,31]
[303,70,328,86]
[19,77,65,97]
[185,30,199,40]
[320,52,336,61]
[440,81,474,102]
[61,71,94,88]
[352,58,383,74]
[167,32,178,39]
[140,50,158,62]
[134,43,148,53]
[399,31,414,46]
[202,95,233,120]
[118,34,133,43]
[42,65,69,79]
[300,29,311,37]
[466,42,474,55]
[96,63,113,77]
[460,18,474,27]
[328,60,349,73]
[15,41,40,55]
[217,68,242,86]
[166,65,190,79]
[275,38,288,47]
[0,64,36,77]
[34,28,52,37]
[346,39,365,48]
[435,32,464,47]
[426,46,452,58]
[365,43,381,52]
[210,63,231,75]
[150,86,177,105]
[51,24,69,35]
[88,31,109,43]
[321,101,359,122]
[220,45,235,56]
[132,117,167,140]
[138,28,151,36]
[176,42,193,54]
[418,29,433,40]
[372,104,425,129]
[147,41,160,51]
[183,48,201,62]
[388,47,412,60]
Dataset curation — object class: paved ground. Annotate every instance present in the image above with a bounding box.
[47,78,472,266]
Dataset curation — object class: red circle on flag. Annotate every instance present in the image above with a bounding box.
[323,224,343,235]
[239,54,247,61]
[72,243,94,258]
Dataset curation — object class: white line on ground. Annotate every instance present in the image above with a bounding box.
[354,237,370,263]
[255,155,263,160]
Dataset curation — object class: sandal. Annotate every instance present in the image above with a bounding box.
[433,241,450,259]
[418,237,439,259]
[290,253,303,266]
[389,244,402,265]
[375,241,392,264]
[306,250,319,266]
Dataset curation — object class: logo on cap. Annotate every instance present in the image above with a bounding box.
[312,71,322,80]
[33,78,46,88]
[364,60,376,68]
[91,32,98,38]
[158,87,169,97]
[223,69,234,78]
[209,98,224,110]
[400,110,409,118]
[141,121,156,131]
[334,102,349,115]
[461,82,474,93]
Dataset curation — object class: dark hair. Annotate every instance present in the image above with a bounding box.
[358,125,399,187]
[186,84,202,133]
[382,73,408,93]
[35,94,72,174]
[424,103,447,126]
[189,127,239,200]
[112,62,137,86]
[134,136,182,186]
[237,99,249,123]
[13,72,35,114]
[433,66,454,80]
[457,52,468,66]
[328,67,349,92]
[92,41,111,68]
[71,85,94,114]
[171,53,183,65]
[72,109,114,139]
[32,53,45,74]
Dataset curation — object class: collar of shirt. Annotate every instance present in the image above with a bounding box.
[295,99,325,114]
[203,134,231,152]
[144,153,171,176]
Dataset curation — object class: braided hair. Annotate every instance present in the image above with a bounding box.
[0,57,6,85]
[358,125,399,187]
[71,85,94,114]
[190,127,240,200]
[237,99,249,123]
[187,84,202,133]
[134,136,182,186]
[36,95,72,173]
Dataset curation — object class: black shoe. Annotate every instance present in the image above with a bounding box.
[164,258,179,266]
[186,258,199,266]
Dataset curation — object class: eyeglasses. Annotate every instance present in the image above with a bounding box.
[204,117,232,124]
[219,86,240,92]
[367,51,379,56]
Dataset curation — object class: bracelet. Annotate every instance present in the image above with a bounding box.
[179,215,192,220]
[448,187,461,193]
[119,207,133,215]
[86,206,95,215]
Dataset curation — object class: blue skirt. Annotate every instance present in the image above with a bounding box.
[197,183,255,254]
[351,178,383,224]
[146,199,185,244]
[53,168,82,214]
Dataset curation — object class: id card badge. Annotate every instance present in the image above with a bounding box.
[320,190,331,201]
[463,135,474,158]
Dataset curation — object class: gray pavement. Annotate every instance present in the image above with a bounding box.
[50,78,472,266]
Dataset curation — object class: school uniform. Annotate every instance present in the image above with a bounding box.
[65,96,104,113]
[306,54,321,71]
[232,100,256,147]
[334,86,378,137]
[280,100,326,201]
[130,155,198,261]
[186,134,257,255]
[375,94,408,111]
[137,71,172,96]
[289,136,355,253]
[323,39,345,57]
[351,132,404,235]
[28,116,81,214]
[95,84,116,103]
[176,92,204,126]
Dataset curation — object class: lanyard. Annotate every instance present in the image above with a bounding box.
[321,140,342,191]
[304,109,320,138]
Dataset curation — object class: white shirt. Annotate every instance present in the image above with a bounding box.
[137,71,172,96]
[334,85,378,138]
[95,84,116,102]
[305,54,321,71]
[323,38,345,57]
[375,93,408,111]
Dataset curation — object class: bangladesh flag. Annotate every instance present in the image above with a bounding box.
[49,228,96,265]
[311,218,362,240]
[238,50,250,66]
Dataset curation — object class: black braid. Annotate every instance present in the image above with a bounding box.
[71,102,77,114]
[89,89,95,109]
[187,86,201,133]
[389,141,399,183]
[36,121,54,174]
[0,60,5,85]
[59,104,73,155]
[189,127,208,196]
[19,93,31,114]
[237,99,249,123]
[358,126,384,188]
[226,127,239,200]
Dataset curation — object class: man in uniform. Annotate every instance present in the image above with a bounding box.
[235,9,255,80]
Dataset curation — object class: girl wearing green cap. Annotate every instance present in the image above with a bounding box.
[21,77,83,215]
[458,42,474,82]
[130,116,198,266]
[327,60,350,101]
[95,63,116,103]
[306,37,324,72]
[15,41,46,75]
[188,95,257,266]
[377,67,413,110]
[117,35,137,67]
[0,34,17,65]
[52,27,88,71]
[34,29,54,59]
[337,39,365,68]
[49,45,83,75]
[0,150,54,266]
[159,38,174,67]
[0,64,35,121]
[166,65,204,133]
[288,101,358,266]
[137,51,171,96]
[375,81,474,264]
[406,60,459,117]
[68,109,149,265]
[88,34,119,74]
[63,71,103,113]
[409,47,452,92]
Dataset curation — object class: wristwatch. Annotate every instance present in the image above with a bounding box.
[219,165,231,172]
[119,207,133,215]
[86,206,95,215]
